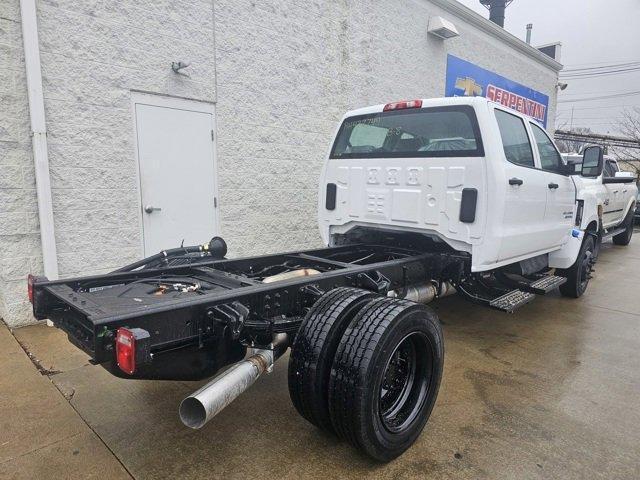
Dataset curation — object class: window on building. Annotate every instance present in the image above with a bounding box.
[530,123,563,173]
[494,109,534,167]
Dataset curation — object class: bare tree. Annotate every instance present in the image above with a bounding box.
[612,107,640,176]
[554,123,593,154]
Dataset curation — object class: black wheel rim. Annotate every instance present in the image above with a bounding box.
[578,245,594,292]
[378,332,432,433]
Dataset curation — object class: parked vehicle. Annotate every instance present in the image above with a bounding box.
[30,97,609,461]
[564,154,637,247]
[636,192,640,224]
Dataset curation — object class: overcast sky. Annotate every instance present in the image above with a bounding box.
[455,0,640,134]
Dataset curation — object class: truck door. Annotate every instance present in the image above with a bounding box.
[529,122,575,249]
[602,160,623,227]
[494,109,551,262]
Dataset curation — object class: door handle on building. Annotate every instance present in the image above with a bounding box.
[144,205,162,214]
[548,183,559,189]
[509,177,523,186]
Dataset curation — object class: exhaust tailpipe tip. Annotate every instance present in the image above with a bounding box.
[179,333,289,429]
[179,397,208,429]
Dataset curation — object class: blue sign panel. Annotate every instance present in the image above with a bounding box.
[445,55,550,127]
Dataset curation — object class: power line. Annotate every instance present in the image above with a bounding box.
[554,130,640,149]
[558,91,640,103]
[556,112,626,119]
[555,110,630,117]
[556,118,620,124]
[556,116,625,121]
[557,119,624,124]
[556,103,640,111]
[560,88,640,97]
[561,66,640,79]
[565,122,619,126]
[562,61,640,73]
[563,59,640,69]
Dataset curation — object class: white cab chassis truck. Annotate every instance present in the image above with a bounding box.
[30,97,622,462]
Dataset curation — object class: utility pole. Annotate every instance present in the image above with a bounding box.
[570,107,574,131]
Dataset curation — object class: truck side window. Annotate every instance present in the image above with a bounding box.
[530,123,563,174]
[604,161,616,178]
[494,109,534,167]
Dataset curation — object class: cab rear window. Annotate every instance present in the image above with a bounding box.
[330,106,484,159]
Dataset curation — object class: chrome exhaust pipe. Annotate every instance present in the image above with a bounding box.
[179,333,288,429]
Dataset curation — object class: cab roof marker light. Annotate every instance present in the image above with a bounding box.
[383,100,423,111]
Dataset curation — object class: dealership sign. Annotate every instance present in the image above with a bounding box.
[445,55,550,127]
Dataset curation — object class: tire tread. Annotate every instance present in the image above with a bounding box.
[288,287,375,432]
[329,298,443,459]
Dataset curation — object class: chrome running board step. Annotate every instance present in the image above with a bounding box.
[489,290,535,313]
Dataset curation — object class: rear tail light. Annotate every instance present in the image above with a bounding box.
[116,328,136,375]
[27,274,35,304]
[383,99,423,111]
[116,327,151,375]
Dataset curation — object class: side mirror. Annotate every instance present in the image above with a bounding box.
[581,146,604,178]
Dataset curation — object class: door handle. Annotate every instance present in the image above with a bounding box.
[144,205,162,214]
[509,177,523,186]
[548,183,559,189]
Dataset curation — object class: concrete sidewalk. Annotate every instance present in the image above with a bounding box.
[2,235,640,479]
[0,324,130,479]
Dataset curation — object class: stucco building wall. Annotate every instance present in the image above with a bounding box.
[0,0,559,326]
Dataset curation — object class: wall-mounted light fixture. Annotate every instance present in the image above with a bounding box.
[171,61,191,75]
[427,16,460,40]
[557,82,568,91]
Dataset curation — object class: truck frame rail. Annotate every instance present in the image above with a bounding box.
[32,239,466,379]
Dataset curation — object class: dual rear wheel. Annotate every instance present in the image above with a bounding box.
[288,287,444,461]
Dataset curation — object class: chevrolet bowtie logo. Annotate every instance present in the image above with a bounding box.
[455,77,483,96]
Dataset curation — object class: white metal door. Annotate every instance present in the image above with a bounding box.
[527,121,575,248]
[543,172,575,247]
[602,160,622,227]
[493,108,550,262]
[133,95,217,255]
[498,163,550,261]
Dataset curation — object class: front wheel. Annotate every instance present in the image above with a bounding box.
[559,234,596,298]
[329,298,444,462]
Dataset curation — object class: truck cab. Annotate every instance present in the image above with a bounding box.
[319,97,579,272]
